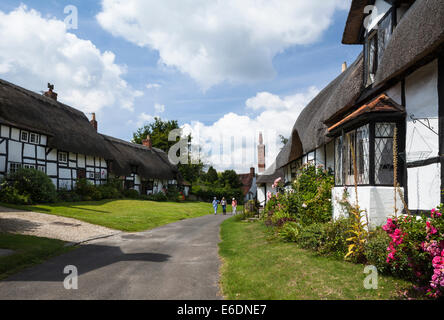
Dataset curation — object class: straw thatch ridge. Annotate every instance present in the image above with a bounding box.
[375,0,444,86]
[0,78,111,159]
[274,53,364,170]
[101,134,177,180]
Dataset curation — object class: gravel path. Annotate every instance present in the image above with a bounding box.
[0,207,120,243]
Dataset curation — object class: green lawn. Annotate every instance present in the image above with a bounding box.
[219,217,414,300]
[1,200,242,232]
[0,233,72,280]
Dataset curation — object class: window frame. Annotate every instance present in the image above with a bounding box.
[20,131,29,142]
[334,120,404,188]
[29,133,39,144]
[363,7,396,88]
[58,152,68,163]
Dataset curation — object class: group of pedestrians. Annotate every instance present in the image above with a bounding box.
[212,197,237,215]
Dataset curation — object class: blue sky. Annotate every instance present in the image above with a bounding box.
[0,1,361,172]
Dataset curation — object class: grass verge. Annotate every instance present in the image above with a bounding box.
[0,233,72,280]
[1,200,241,232]
[219,217,414,300]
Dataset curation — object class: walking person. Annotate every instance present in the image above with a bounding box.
[232,198,237,215]
[212,197,219,215]
[221,197,227,215]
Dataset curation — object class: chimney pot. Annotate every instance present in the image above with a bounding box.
[43,83,58,101]
[250,167,255,177]
[342,62,348,73]
[90,112,98,131]
[142,135,152,149]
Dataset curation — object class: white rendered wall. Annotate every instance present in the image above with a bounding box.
[405,60,439,161]
[257,185,266,205]
[332,186,404,228]
[408,163,441,210]
[404,60,440,211]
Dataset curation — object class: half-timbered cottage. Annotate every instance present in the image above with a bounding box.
[0,78,179,193]
[258,0,444,226]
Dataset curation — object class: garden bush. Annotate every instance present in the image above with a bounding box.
[57,189,82,202]
[0,184,31,204]
[6,168,56,203]
[146,192,168,202]
[122,189,140,199]
[364,227,392,275]
[264,164,334,227]
[381,207,444,298]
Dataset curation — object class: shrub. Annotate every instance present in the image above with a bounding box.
[0,184,31,204]
[7,168,56,203]
[364,227,392,275]
[264,164,334,227]
[147,192,168,202]
[74,178,96,198]
[381,208,444,298]
[166,185,180,202]
[123,189,140,199]
[278,221,301,242]
[296,223,325,252]
[318,218,352,258]
[57,189,82,202]
[97,184,122,200]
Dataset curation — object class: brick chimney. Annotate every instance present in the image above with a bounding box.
[258,132,265,173]
[43,83,58,101]
[90,113,98,131]
[142,135,152,149]
[250,167,255,178]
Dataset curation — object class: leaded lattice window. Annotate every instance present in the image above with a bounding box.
[375,123,395,185]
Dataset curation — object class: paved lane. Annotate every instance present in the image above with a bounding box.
[0,214,231,300]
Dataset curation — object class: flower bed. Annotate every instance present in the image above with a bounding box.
[382,206,444,298]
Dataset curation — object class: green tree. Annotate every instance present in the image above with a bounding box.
[206,166,219,184]
[132,117,206,183]
[279,135,289,146]
[132,117,180,152]
[220,170,242,189]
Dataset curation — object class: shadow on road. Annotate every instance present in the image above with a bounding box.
[2,243,171,282]
[0,218,41,233]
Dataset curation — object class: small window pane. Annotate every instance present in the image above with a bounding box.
[375,123,395,137]
[378,12,392,65]
[335,137,343,185]
[21,131,28,142]
[356,125,369,184]
[375,138,394,185]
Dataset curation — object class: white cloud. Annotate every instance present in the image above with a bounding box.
[97,0,350,89]
[154,103,165,114]
[0,5,142,113]
[182,87,319,172]
[146,83,161,89]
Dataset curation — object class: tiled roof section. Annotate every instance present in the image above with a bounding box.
[238,173,254,196]
[327,94,405,132]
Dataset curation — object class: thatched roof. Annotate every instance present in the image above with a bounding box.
[342,0,370,45]
[102,134,178,180]
[342,0,416,45]
[0,78,111,159]
[274,53,364,170]
[256,162,284,184]
[375,0,444,86]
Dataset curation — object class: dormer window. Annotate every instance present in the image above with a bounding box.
[364,7,395,87]
[365,31,378,86]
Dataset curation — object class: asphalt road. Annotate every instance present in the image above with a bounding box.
[0,214,231,300]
